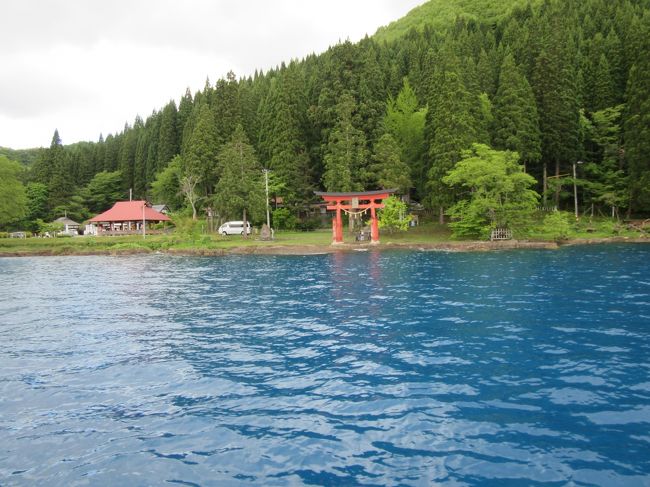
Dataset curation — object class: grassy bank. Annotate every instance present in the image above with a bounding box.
[0,220,646,257]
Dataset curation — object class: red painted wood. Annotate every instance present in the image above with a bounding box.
[316,190,395,244]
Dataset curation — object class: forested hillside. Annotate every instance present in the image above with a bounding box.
[2,0,650,231]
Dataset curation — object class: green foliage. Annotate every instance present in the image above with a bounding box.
[492,53,542,169]
[582,105,628,216]
[34,219,65,236]
[378,196,412,233]
[384,78,427,198]
[25,182,49,223]
[426,70,477,211]
[182,103,220,198]
[371,134,412,194]
[151,155,184,210]
[542,210,572,240]
[322,93,368,192]
[214,125,264,223]
[374,0,536,44]
[6,0,650,223]
[0,155,27,229]
[272,208,298,230]
[624,12,650,212]
[296,217,321,232]
[0,147,40,166]
[443,144,539,239]
[81,170,124,213]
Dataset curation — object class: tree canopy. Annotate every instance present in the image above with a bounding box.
[3,0,650,232]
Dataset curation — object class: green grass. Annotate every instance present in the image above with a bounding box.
[0,218,645,256]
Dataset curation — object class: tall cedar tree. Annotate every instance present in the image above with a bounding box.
[426,71,476,222]
[46,130,72,214]
[492,53,542,172]
[214,125,264,235]
[371,133,412,195]
[183,103,220,198]
[257,67,313,206]
[157,101,179,172]
[624,12,650,213]
[322,93,368,192]
[531,10,580,206]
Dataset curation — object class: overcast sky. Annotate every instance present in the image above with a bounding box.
[0,0,423,149]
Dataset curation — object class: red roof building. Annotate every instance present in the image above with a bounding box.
[88,200,170,234]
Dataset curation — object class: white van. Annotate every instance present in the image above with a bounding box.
[218,221,252,236]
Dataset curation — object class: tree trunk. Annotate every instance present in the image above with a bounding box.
[439,206,444,224]
[242,208,248,239]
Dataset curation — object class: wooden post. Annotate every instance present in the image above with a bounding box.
[334,204,343,244]
[370,205,379,244]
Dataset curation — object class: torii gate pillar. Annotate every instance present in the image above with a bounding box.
[315,189,396,245]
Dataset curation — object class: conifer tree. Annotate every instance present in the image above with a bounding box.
[531,37,580,206]
[212,71,241,145]
[322,93,368,192]
[183,103,220,197]
[118,119,141,194]
[133,130,149,198]
[492,53,542,172]
[624,12,650,213]
[46,130,72,213]
[157,101,179,171]
[371,133,411,195]
[383,78,427,199]
[214,125,264,235]
[257,68,313,205]
[426,71,476,221]
[592,54,615,111]
[177,88,194,142]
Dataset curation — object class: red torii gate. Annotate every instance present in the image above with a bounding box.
[315,189,396,244]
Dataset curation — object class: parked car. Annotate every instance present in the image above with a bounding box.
[218,221,252,236]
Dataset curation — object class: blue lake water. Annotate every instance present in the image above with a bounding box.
[1,245,650,486]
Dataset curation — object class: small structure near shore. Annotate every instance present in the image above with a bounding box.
[314,189,395,245]
[87,200,171,235]
[52,216,80,236]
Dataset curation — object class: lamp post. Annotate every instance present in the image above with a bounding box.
[263,168,271,229]
[573,161,583,219]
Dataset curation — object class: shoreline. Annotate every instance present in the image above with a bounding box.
[0,236,647,258]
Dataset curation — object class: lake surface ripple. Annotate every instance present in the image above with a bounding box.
[1,245,649,486]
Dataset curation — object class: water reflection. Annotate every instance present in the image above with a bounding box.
[1,245,649,485]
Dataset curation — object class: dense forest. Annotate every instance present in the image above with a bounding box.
[1,0,649,232]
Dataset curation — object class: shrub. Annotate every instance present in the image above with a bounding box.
[543,211,572,240]
[272,208,299,230]
[296,217,321,231]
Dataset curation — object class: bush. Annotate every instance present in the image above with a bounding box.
[173,215,202,241]
[543,211,572,240]
[272,208,299,230]
[296,217,321,231]
[0,232,8,239]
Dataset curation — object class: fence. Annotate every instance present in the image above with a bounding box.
[490,228,512,241]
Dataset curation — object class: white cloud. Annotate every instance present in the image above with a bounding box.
[0,0,423,149]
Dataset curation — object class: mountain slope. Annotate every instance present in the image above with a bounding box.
[374,0,538,44]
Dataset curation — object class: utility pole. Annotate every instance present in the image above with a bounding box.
[573,161,583,219]
[263,168,271,229]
